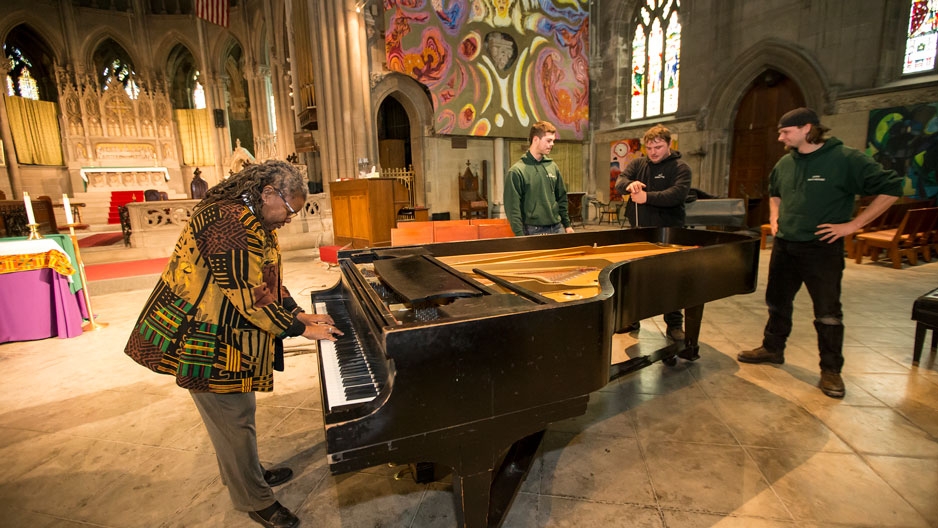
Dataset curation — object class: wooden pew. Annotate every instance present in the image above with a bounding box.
[0,197,58,237]
[855,207,938,268]
[846,198,933,259]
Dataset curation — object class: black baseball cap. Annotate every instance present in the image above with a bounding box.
[778,107,820,129]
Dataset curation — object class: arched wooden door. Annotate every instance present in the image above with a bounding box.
[729,70,804,227]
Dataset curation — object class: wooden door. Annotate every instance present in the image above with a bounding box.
[729,70,804,226]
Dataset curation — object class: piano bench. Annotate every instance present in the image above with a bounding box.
[760,224,772,250]
[913,287,938,365]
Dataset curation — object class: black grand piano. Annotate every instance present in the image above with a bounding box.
[311,228,760,527]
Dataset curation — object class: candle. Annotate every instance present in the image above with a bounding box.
[23,192,36,224]
[62,194,74,224]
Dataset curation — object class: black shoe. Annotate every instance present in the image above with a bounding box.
[622,321,641,333]
[737,346,784,364]
[819,371,845,399]
[666,326,685,342]
[263,467,294,487]
[249,501,300,528]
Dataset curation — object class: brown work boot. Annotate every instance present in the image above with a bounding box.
[818,371,845,399]
[737,346,784,364]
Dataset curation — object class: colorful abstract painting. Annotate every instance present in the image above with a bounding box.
[609,139,642,201]
[866,103,938,199]
[385,0,590,140]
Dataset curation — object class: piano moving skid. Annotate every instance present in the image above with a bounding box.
[312,227,760,527]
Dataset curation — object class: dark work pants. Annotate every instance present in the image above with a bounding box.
[761,237,845,373]
[190,391,275,512]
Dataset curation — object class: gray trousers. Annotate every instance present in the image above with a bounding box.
[190,390,276,512]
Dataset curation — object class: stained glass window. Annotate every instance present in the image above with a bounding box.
[192,72,206,109]
[630,0,681,120]
[4,44,40,100]
[904,0,938,74]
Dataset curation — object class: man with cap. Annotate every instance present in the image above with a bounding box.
[736,107,903,398]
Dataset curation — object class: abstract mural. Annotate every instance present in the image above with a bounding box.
[385,0,590,140]
[866,103,938,200]
[609,138,642,201]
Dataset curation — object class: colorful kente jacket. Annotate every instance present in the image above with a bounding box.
[124,201,305,393]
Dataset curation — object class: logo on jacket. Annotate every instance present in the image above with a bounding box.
[654,173,665,179]
[807,175,826,182]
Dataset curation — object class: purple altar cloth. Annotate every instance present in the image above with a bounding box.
[0,268,88,343]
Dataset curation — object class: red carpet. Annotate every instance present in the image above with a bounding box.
[84,257,168,282]
[78,232,125,248]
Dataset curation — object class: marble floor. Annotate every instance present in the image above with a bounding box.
[2,242,938,528]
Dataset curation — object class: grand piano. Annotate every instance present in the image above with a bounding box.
[312,227,760,527]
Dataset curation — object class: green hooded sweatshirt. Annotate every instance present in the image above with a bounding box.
[503,151,571,236]
[769,138,903,242]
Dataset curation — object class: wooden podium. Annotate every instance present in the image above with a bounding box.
[331,178,410,248]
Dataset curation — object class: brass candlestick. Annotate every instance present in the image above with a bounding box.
[27,223,42,240]
[65,224,108,332]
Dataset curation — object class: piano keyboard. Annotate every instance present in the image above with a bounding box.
[315,300,381,410]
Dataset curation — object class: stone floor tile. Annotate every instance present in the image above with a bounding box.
[662,510,797,527]
[643,441,791,519]
[864,455,938,525]
[747,448,930,526]
[713,398,851,452]
[810,405,938,458]
[538,431,655,506]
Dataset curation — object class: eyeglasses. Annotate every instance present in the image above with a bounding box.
[276,189,299,218]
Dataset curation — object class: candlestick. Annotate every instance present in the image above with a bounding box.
[27,223,42,240]
[23,192,36,224]
[66,225,108,332]
[63,194,74,224]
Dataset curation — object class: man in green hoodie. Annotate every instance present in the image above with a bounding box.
[737,108,903,398]
[504,121,575,236]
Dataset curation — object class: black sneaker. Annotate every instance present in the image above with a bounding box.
[263,467,293,487]
[249,501,300,528]
[622,321,641,333]
[737,346,784,364]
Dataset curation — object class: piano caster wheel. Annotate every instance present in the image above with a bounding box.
[662,355,678,367]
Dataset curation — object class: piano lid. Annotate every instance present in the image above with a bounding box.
[373,254,485,305]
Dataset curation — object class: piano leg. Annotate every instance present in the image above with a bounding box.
[453,469,493,528]
[452,430,546,528]
[679,304,704,361]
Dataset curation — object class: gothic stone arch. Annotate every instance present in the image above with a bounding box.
[371,73,435,207]
[700,38,832,196]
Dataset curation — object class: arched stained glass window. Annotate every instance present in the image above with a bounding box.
[630,0,681,120]
[5,44,40,100]
[93,39,139,100]
[904,0,938,74]
[192,72,206,109]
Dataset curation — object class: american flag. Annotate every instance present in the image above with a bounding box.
[196,0,229,28]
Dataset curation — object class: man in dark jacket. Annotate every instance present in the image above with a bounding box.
[615,124,692,341]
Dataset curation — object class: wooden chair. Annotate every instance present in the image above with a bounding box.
[847,198,934,259]
[458,161,488,219]
[910,207,938,263]
[596,200,622,225]
[855,207,938,268]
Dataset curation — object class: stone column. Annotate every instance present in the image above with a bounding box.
[306,0,375,181]
[0,61,24,197]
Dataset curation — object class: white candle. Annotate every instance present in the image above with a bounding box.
[62,194,74,224]
[23,192,36,224]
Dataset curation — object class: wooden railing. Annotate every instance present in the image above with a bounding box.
[383,166,416,207]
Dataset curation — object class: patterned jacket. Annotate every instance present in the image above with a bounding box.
[124,201,305,393]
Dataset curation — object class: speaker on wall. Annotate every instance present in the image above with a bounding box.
[213,109,226,128]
